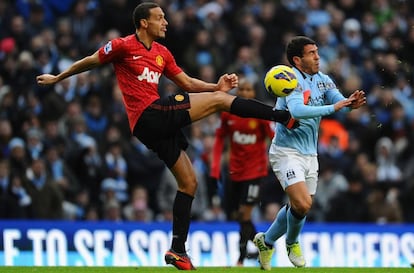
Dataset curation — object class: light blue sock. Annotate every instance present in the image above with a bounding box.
[286,207,306,245]
[264,205,288,245]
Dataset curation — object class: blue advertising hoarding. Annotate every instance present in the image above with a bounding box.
[0,221,413,267]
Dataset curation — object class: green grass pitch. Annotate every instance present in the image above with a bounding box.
[0,267,412,273]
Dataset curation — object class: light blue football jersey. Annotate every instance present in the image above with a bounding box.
[272,67,349,155]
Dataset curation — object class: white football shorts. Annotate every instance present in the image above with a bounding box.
[268,144,318,195]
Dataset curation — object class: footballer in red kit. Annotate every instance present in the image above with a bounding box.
[98,35,183,131]
[211,112,273,182]
[210,79,274,266]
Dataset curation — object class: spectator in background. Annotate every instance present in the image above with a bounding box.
[0,2,14,39]
[56,100,83,141]
[183,28,224,77]
[102,198,122,222]
[68,0,96,56]
[26,3,48,37]
[14,50,40,94]
[0,159,31,219]
[107,82,129,130]
[25,127,44,160]
[0,85,17,127]
[325,173,370,222]
[202,194,226,222]
[83,93,108,142]
[7,15,30,52]
[23,157,63,219]
[341,18,366,65]
[392,75,414,121]
[156,161,209,222]
[210,25,233,76]
[70,133,103,204]
[42,119,67,155]
[310,159,348,222]
[98,0,135,37]
[314,24,338,65]
[226,45,264,88]
[99,177,125,221]
[99,177,118,204]
[358,55,381,93]
[54,17,78,64]
[38,28,60,69]
[8,137,29,175]
[399,181,414,222]
[156,168,176,222]
[318,119,350,167]
[375,137,402,184]
[21,92,45,126]
[63,187,91,220]
[84,204,100,221]
[0,118,13,158]
[400,25,414,66]
[125,137,166,215]
[381,102,413,166]
[123,185,153,222]
[44,144,79,201]
[306,0,331,31]
[185,122,210,220]
[162,10,188,68]
[367,186,403,224]
[102,141,128,204]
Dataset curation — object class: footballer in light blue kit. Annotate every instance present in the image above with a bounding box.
[253,36,366,270]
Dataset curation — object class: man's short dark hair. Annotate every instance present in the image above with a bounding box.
[286,36,316,66]
[132,2,160,29]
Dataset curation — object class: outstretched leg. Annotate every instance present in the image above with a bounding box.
[187,92,293,126]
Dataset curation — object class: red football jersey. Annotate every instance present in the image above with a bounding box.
[210,112,274,182]
[98,34,183,131]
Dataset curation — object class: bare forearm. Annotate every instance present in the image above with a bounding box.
[171,72,237,93]
[186,77,217,92]
[57,54,100,82]
[37,51,101,86]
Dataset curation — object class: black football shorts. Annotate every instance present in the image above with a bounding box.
[133,92,192,168]
[231,177,263,205]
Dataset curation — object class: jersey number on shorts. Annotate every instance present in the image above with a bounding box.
[247,184,260,202]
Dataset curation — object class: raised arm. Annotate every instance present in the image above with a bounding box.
[171,71,238,93]
[36,51,101,86]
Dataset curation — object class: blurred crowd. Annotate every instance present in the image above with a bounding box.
[0,0,413,224]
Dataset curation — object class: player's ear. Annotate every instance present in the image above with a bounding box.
[292,56,301,66]
[140,19,148,28]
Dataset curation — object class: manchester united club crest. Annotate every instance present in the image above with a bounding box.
[248,120,258,129]
[175,94,184,102]
[156,55,163,66]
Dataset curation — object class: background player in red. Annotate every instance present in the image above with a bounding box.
[36,2,296,270]
[210,78,274,266]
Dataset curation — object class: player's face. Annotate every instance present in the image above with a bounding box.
[146,7,168,39]
[236,82,255,99]
[298,44,320,75]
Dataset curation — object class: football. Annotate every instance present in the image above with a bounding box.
[264,65,298,97]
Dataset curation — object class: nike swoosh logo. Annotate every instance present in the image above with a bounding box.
[133,55,142,60]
